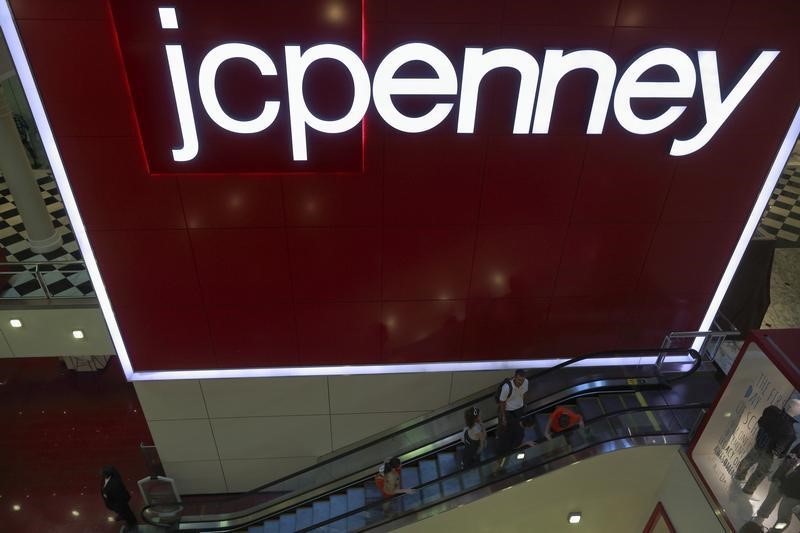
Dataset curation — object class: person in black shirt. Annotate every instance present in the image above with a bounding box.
[754,442,800,531]
[101,466,138,531]
[735,400,800,495]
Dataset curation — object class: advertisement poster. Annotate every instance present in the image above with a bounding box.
[692,344,799,531]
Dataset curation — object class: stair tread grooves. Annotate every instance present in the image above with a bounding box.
[278,513,296,533]
[296,507,313,529]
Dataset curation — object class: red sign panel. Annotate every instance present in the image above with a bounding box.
[10,0,800,374]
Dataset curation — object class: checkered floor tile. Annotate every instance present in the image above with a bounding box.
[760,167,800,247]
[0,173,94,298]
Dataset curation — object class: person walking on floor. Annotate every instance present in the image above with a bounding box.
[101,465,138,532]
[735,399,800,495]
[753,441,800,531]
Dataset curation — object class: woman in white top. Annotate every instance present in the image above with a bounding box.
[462,406,486,468]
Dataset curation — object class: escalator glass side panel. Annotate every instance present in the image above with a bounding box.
[330,405,705,532]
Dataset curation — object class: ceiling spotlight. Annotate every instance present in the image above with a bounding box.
[107,516,115,522]
[568,512,581,524]
[9,319,22,328]
[12,504,21,511]
[71,329,85,340]
[774,522,787,530]
[516,453,525,460]
[71,510,80,517]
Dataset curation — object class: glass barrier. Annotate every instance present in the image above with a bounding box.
[310,403,709,533]
[165,348,700,526]
[0,261,94,299]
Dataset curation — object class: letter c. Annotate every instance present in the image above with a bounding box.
[198,43,280,134]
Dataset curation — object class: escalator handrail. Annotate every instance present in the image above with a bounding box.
[142,347,698,525]
[296,401,711,533]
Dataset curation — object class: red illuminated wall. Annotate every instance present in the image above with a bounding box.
[10,0,800,371]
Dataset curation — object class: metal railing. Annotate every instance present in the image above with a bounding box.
[0,260,94,299]
[658,315,740,368]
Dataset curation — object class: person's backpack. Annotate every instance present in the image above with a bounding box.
[374,463,387,496]
[759,405,785,435]
[494,378,512,403]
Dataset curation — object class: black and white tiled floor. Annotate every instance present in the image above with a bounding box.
[0,172,94,299]
[760,167,800,246]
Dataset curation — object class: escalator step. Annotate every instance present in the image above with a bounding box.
[618,394,654,431]
[654,409,678,431]
[364,482,382,502]
[437,452,458,477]
[330,494,348,517]
[401,466,421,487]
[620,393,641,409]
[296,507,313,530]
[441,473,462,497]
[535,413,550,437]
[347,487,366,510]
[264,520,280,533]
[418,459,442,502]
[312,500,330,526]
[576,397,603,420]
[401,466,422,510]
[641,390,667,406]
[461,466,482,489]
[599,395,624,414]
[437,452,461,496]
[418,459,439,482]
[346,488,366,531]
[674,409,703,431]
[328,494,348,533]
[279,513,296,533]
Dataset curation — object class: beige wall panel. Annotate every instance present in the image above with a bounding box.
[134,380,207,421]
[148,419,219,462]
[330,411,427,450]
[448,370,511,402]
[163,460,227,495]
[201,377,329,418]
[211,415,332,459]
[329,373,451,414]
[656,453,725,533]
[221,457,318,492]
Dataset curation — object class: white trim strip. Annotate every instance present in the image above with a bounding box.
[692,104,800,351]
[0,1,134,377]
[129,355,695,381]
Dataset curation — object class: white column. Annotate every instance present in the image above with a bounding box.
[0,86,61,253]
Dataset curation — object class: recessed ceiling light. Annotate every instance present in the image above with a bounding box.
[516,453,525,459]
[71,509,80,517]
[71,329,85,340]
[775,522,788,530]
[9,319,22,328]
[107,516,115,522]
[12,504,21,511]
[568,512,581,524]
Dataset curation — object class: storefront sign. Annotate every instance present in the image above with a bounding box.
[155,7,778,165]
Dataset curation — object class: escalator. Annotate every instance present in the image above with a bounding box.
[142,348,721,532]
